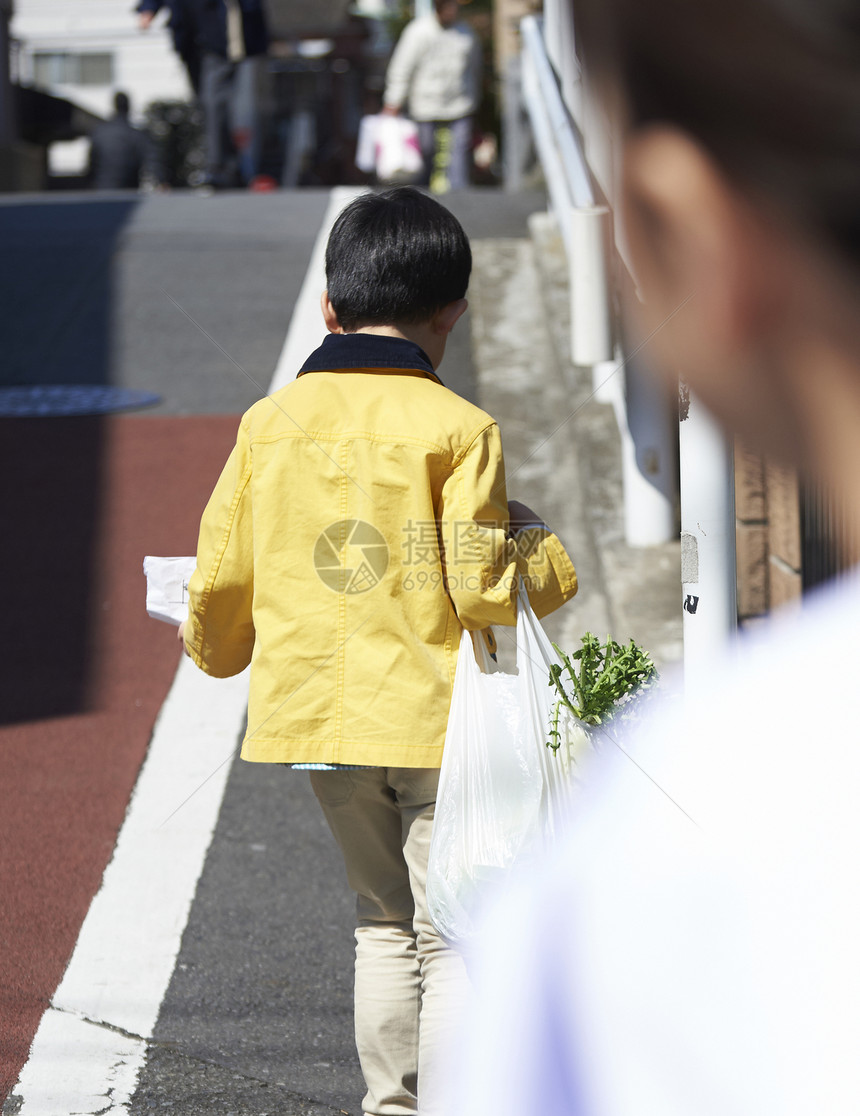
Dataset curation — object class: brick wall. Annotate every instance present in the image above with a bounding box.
[735,442,803,624]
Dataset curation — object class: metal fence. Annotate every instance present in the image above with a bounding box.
[517,1,739,691]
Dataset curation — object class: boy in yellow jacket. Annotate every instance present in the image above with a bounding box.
[183,187,577,1116]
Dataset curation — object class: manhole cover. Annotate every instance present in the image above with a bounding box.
[0,385,161,417]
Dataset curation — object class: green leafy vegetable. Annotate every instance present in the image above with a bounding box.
[547,633,659,750]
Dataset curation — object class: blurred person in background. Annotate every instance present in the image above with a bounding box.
[137,0,203,92]
[382,0,481,191]
[447,0,860,1113]
[137,0,269,187]
[87,90,150,189]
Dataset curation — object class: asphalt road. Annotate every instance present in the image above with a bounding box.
[0,187,547,1116]
[0,191,332,411]
[126,188,546,1116]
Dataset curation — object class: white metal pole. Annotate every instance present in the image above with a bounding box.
[590,353,676,546]
[521,17,592,207]
[621,354,676,545]
[570,205,612,366]
[679,387,738,697]
[556,0,580,122]
[520,42,574,257]
[543,0,563,79]
[414,0,433,18]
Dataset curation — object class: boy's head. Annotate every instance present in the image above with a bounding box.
[324,187,471,332]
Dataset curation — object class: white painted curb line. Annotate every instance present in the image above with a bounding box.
[13,660,250,1114]
[269,186,367,393]
[11,185,367,1115]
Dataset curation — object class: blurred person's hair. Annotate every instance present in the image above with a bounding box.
[325,187,471,331]
[114,91,131,117]
[573,0,860,271]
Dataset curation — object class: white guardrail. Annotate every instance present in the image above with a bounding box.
[520,14,611,367]
[519,9,739,678]
[520,13,677,549]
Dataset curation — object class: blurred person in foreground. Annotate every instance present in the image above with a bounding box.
[447,0,860,1113]
[382,0,481,190]
[87,91,150,190]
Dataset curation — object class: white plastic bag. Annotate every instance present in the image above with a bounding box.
[426,581,575,945]
[355,113,424,183]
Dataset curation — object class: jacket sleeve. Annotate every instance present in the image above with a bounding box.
[438,422,578,629]
[184,418,255,677]
[383,20,423,110]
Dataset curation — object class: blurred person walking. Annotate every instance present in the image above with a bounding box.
[87,91,150,190]
[137,0,203,92]
[382,0,481,191]
[446,0,860,1113]
[137,0,269,187]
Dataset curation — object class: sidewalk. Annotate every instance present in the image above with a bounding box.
[469,212,682,673]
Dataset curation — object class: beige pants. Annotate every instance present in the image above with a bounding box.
[310,767,470,1116]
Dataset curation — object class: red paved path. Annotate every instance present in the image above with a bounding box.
[0,414,240,1101]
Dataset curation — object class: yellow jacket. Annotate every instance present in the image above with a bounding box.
[185,333,578,767]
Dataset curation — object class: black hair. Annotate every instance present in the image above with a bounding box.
[325,187,472,330]
[114,91,130,117]
[574,0,860,271]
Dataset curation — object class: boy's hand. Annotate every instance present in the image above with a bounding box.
[508,499,547,533]
[177,620,190,656]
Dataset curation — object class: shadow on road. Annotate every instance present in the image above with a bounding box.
[0,197,139,725]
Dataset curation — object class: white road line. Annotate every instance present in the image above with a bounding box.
[10,185,366,1116]
[269,186,366,393]
[13,659,250,1114]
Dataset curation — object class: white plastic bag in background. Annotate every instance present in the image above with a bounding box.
[355,113,424,183]
[426,581,575,946]
[355,113,378,173]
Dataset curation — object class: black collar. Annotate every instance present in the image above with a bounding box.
[298,333,442,383]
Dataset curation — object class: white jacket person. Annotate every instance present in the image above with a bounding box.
[384,7,481,123]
